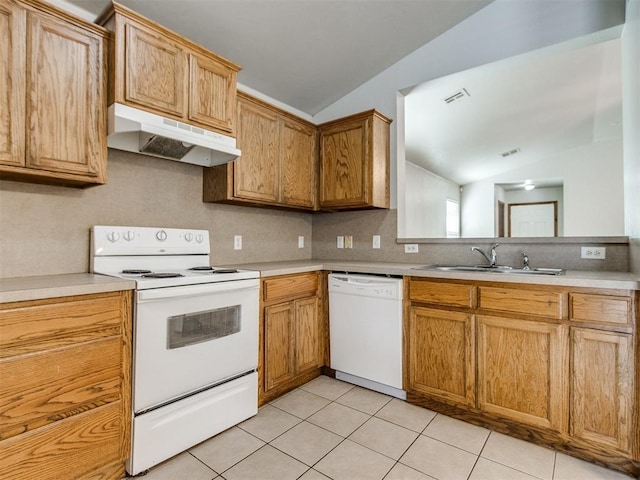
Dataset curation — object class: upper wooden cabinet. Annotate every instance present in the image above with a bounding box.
[318,110,391,210]
[203,92,318,210]
[99,2,240,137]
[0,0,108,187]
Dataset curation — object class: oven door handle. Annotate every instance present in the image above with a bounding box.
[137,279,259,301]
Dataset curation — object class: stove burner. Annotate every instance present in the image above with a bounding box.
[141,272,185,278]
[211,268,239,274]
[122,269,152,275]
[188,266,215,271]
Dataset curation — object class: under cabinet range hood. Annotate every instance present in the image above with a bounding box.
[107,103,240,167]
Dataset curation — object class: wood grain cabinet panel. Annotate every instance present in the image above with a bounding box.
[478,286,565,320]
[407,307,475,407]
[0,0,107,187]
[101,2,240,136]
[0,0,26,167]
[477,315,568,431]
[260,272,323,404]
[203,92,317,210]
[409,280,475,308]
[0,290,132,479]
[571,327,634,452]
[318,110,390,210]
[570,293,632,326]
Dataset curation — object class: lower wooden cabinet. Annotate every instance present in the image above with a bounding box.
[407,307,475,407]
[260,272,324,404]
[406,277,639,476]
[477,315,568,431]
[570,327,634,452]
[0,290,132,479]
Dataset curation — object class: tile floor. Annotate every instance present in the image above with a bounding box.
[131,376,636,480]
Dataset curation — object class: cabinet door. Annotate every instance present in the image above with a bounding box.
[124,20,186,117]
[408,307,476,407]
[294,296,321,373]
[571,328,634,452]
[234,98,279,202]
[188,52,236,135]
[319,116,368,207]
[280,117,317,208]
[264,302,295,391]
[0,0,25,167]
[26,11,105,180]
[477,315,568,431]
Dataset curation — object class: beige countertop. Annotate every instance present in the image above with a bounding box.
[239,260,640,290]
[0,273,136,303]
[2,261,638,303]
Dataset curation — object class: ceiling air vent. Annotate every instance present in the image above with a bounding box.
[444,88,470,104]
[501,147,521,158]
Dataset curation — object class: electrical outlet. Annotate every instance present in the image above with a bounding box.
[404,244,419,253]
[372,235,381,249]
[234,235,242,250]
[344,235,353,249]
[581,246,606,259]
[298,236,304,248]
[336,236,344,249]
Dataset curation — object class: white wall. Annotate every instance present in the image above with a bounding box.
[459,138,624,237]
[312,0,625,216]
[622,0,640,273]
[404,163,459,238]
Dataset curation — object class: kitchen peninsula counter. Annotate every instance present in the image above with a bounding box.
[237,260,640,290]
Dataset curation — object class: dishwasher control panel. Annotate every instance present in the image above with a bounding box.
[328,273,402,300]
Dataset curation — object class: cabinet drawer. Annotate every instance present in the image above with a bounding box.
[569,293,631,326]
[0,402,124,480]
[263,273,318,302]
[410,280,475,308]
[0,337,122,440]
[478,286,565,319]
[0,292,124,358]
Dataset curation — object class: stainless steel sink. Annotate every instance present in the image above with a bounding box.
[413,265,564,276]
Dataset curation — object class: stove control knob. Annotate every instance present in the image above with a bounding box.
[107,231,120,243]
[195,233,204,243]
[156,230,167,242]
[123,230,136,242]
[184,232,193,242]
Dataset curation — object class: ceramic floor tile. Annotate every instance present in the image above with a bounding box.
[270,388,332,419]
[374,398,437,432]
[469,457,541,480]
[138,452,217,480]
[298,468,332,480]
[481,432,556,480]
[222,445,308,480]
[335,385,393,414]
[314,439,395,480]
[348,416,419,460]
[189,426,264,473]
[423,413,490,454]
[270,421,343,466]
[384,462,438,480]
[553,452,635,479]
[307,402,370,437]
[237,404,300,442]
[400,435,478,480]
[299,375,355,400]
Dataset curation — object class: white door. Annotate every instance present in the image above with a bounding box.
[509,202,556,237]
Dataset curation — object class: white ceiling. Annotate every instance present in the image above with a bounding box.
[404,33,623,186]
[58,0,492,116]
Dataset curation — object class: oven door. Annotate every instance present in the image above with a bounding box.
[133,278,259,413]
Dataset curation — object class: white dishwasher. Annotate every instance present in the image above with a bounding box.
[328,273,405,399]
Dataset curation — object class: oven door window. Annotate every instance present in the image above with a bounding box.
[167,306,241,349]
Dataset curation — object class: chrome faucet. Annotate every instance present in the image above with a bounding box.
[471,243,499,267]
[522,252,530,270]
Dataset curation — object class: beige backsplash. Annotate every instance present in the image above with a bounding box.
[0,149,631,278]
[0,149,312,278]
